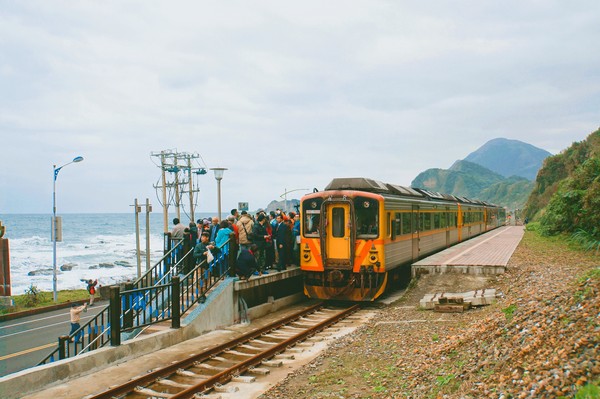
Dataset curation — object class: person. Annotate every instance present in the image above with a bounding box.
[230,208,240,221]
[69,303,87,342]
[227,215,239,242]
[193,232,215,266]
[292,212,301,266]
[252,213,269,274]
[81,278,98,305]
[236,210,254,250]
[170,218,186,240]
[181,228,194,275]
[188,222,198,246]
[214,220,233,276]
[209,217,220,242]
[236,244,258,280]
[273,214,289,271]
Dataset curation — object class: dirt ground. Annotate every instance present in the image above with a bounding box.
[258,231,600,399]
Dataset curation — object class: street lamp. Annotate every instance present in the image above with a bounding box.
[52,156,84,302]
[210,167,227,220]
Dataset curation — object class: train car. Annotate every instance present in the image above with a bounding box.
[299,177,506,301]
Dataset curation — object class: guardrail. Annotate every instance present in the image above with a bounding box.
[38,233,237,366]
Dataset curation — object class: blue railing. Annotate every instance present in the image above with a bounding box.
[38,233,237,366]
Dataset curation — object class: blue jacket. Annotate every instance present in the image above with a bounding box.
[215,227,233,252]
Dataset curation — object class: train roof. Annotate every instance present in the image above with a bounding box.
[324,178,502,207]
[324,177,424,198]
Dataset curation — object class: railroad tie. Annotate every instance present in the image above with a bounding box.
[134,386,173,398]
[232,375,257,383]
[156,378,192,388]
[261,359,283,367]
[194,362,227,371]
[213,384,239,393]
[224,350,254,357]
[247,367,270,375]
[273,353,295,360]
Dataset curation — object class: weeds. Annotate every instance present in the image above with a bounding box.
[502,304,517,321]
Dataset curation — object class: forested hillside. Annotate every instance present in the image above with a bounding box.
[524,128,600,243]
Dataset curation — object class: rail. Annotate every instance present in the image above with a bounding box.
[37,234,237,366]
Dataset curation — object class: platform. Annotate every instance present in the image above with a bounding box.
[412,226,524,276]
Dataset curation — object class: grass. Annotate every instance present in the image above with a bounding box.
[0,288,89,315]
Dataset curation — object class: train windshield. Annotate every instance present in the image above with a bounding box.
[304,210,321,237]
[354,197,379,238]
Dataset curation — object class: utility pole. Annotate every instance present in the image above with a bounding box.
[151,149,207,233]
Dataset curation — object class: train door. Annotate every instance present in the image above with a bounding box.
[411,205,419,261]
[324,203,351,263]
[445,207,450,247]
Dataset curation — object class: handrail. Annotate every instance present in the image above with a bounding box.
[38,234,236,366]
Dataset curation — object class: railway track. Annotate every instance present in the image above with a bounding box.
[86,303,360,399]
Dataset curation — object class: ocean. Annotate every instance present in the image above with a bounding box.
[0,213,214,295]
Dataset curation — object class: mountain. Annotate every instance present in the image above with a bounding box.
[412,160,534,208]
[413,160,504,198]
[464,138,551,181]
[411,138,551,208]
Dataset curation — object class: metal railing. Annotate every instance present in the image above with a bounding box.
[38,234,237,366]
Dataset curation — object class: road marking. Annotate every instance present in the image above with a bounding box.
[0,314,97,339]
[0,342,56,361]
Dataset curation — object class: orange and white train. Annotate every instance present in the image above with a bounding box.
[299,178,506,301]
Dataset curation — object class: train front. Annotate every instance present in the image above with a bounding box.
[299,190,387,301]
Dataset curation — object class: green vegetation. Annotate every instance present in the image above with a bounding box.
[560,379,600,399]
[0,289,89,315]
[501,304,517,321]
[525,128,600,245]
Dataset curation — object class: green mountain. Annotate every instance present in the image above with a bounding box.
[411,138,550,209]
[464,138,551,181]
[524,128,600,238]
[412,160,533,208]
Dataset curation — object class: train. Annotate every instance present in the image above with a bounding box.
[299,177,506,301]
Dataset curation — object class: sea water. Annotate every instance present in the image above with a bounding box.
[0,213,214,295]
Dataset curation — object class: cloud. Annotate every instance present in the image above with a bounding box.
[1,1,599,214]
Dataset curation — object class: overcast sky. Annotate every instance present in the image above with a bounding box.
[1,1,599,217]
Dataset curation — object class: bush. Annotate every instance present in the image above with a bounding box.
[23,285,44,307]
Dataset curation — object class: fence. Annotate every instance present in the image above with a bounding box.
[38,233,237,365]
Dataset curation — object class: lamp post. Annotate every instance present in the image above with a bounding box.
[52,156,84,302]
[210,168,227,220]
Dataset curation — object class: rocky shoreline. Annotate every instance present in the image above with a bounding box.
[259,230,599,398]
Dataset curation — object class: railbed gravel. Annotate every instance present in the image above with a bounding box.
[258,231,599,399]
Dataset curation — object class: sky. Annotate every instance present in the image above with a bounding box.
[1,1,599,217]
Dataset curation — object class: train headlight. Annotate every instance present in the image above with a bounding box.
[368,246,379,264]
[303,250,312,262]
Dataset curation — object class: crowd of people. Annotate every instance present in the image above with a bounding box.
[170,208,301,281]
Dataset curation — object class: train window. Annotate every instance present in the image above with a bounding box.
[402,213,411,234]
[332,207,345,238]
[421,213,432,231]
[441,212,447,228]
[304,210,321,237]
[354,197,378,238]
[395,214,402,235]
[433,213,441,229]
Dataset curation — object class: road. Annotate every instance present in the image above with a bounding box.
[0,301,107,378]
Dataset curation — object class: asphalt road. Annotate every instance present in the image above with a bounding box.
[0,301,107,378]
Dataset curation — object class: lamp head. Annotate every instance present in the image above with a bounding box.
[73,156,84,163]
[210,167,227,181]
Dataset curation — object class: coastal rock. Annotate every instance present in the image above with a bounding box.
[60,263,76,271]
[99,263,115,269]
[27,268,54,276]
[114,260,132,267]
